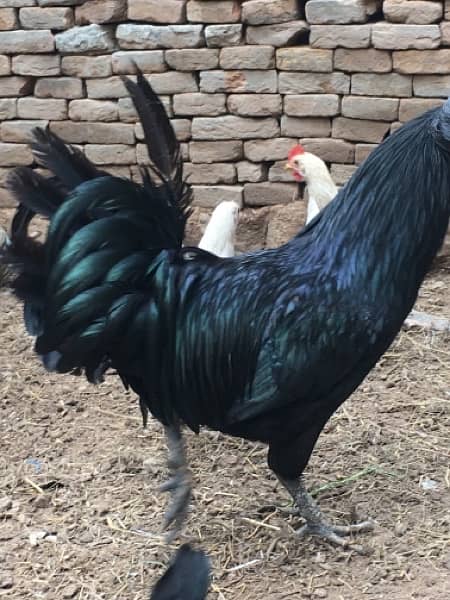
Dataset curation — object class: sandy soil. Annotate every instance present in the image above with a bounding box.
[0,209,449,600]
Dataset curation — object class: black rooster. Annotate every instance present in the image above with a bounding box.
[3,76,450,552]
[149,544,210,600]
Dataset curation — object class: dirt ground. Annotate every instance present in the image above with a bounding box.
[0,209,449,600]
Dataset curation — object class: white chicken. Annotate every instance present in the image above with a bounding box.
[198,201,240,257]
[285,144,337,224]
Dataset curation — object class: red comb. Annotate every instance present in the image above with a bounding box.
[288,144,305,160]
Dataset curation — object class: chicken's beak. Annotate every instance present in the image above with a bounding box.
[284,162,293,171]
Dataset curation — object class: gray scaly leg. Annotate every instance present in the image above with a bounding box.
[160,424,192,540]
[278,475,373,553]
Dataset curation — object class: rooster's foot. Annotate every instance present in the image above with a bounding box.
[295,520,374,554]
[278,475,374,554]
[160,424,192,541]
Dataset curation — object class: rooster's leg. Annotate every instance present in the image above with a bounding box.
[278,476,373,553]
[160,423,192,540]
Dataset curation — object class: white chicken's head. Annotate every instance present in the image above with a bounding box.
[285,144,307,182]
[285,144,332,185]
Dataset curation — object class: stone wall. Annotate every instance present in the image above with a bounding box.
[0,0,449,250]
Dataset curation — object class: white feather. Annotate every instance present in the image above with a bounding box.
[293,152,338,224]
[198,201,240,258]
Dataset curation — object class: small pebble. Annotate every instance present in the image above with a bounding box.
[395,522,407,536]
[34,495,50,509]
[0,576,14,590]
[314,589,328,598]
[0,497,12,512]
[62,584,80,599]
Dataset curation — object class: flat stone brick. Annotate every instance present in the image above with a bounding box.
[276,47,332,72]
[227,94,282,117]
[0,0,35,6]
[244,138,296,161]
[0,30,54,53]
[0,76,33,97]
[55,25,115,54]
[244,181,296,206]
[332,117,390,143]
[128,0,185,24]
[86,76,130,99]
[393,50,450,74]
[116,24,204,49]
[1,119,49,143]
[37,1,88,5]
[413,75,450,97]
[136,119,190,143]
[310,24,371,48]
[299,138,355,163]
[0,143,33,167]
[18,97,67,120]
[342,96,399,121]
[372,24,440,50]
[355,143,377,164]
[306,0,377,24]
[246,20,309,47]
[12,54,60,76]
[62,55,112,77]
[187,1,241,24]
[351,73,412,97]
[205,24,243,47]
[149,72,197,94]
[220,46,274,69]
[279,72,350,94]
[134,119,191,145]
[20,7,73,30]
[112,50,166,74]
[200,70,277,93]
[330,163,357,185]
[268,159,294,182]
[242,0,299,26]
[284,94,340,117]
[192,116,279,140]
[0,99,16,120]
[103,165,131,178]
[35,77,83,99]
[334,48,392,72]
[237,161,267,182]
[0,8,18,30]
[166,49,219,71]
[280,116,331,137]
[118,96,172,122]
[173,93,226,116]
[192,185,243,208]
[69,99,118,121]
[189,140,243,163]
[185,162,236,185]
[171,119,192,141]
[442,22,450,45]
[0,54,9,75]
[76,0,127,25]
[84,144,135,165]
[398,97,444,120]
[384,0,443,25]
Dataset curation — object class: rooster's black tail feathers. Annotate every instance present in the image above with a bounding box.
[150,544,211,600]
[1,71,192,370]
[123,68,192,236]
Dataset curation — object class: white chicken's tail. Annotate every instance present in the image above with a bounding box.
[198,201,240,258]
